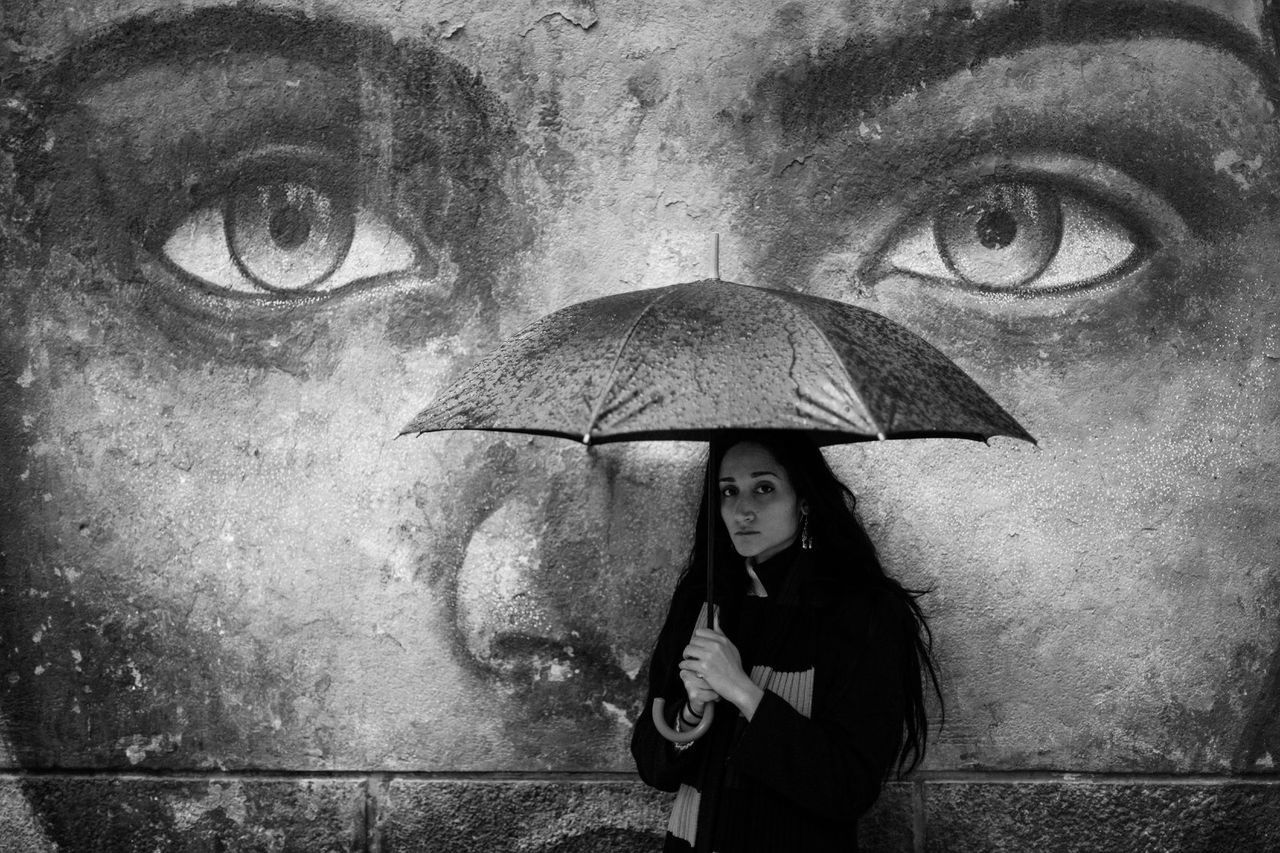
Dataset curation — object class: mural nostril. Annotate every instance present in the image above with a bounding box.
[488,632,621,688]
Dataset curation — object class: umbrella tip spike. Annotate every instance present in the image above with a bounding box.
[581,433,592,445]
[876,432,886,441]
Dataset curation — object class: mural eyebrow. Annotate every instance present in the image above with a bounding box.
[769,0,1280,139]
[32,7,414,99]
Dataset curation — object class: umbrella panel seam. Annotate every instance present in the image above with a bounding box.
[580,285,679,443]
[787,297,887,439]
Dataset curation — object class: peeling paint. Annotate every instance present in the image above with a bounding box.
[120,733,183,766]
[522,0,599,36]
[1214,148,1265,189]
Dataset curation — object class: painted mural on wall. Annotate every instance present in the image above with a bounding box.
[1,0,1277,846]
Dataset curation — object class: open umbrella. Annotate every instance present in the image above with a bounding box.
[402,278,1034,740]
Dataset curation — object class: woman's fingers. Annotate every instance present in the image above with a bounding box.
[679,670,715,692]
[687,632,742,664]
[679,669,707,686]
[679,666,710,683]
[679,669,719,706]
[679,624,751,703]
[684,632,729,660]
[681,649,735,682]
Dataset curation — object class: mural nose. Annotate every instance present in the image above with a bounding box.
[451,441,702,725]
[454,498,576,680]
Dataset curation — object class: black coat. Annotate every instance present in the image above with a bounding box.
[630,544,910,852]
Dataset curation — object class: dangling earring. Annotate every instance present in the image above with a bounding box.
[800,512,813,551]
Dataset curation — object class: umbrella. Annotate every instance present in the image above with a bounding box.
[402,278,1034,740]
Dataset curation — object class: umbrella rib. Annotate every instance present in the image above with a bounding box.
[795,305,887,440]
[580,287,674,442]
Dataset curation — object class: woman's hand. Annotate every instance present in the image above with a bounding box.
[679,669,719,719]
[678,613,765,720]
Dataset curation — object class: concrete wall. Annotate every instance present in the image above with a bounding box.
[0,0,1277,849]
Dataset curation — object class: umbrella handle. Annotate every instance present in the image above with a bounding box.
[651,698,714,743]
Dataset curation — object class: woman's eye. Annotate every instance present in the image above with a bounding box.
[159,160,420,297]
[720,486,738,499]
[880,178,1146,294]
[754,483,775,495]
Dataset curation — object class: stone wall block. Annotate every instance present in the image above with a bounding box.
[923,779,1280,853]
[378,778,669,852]
[3,776,366,852]
[377,777,917,852]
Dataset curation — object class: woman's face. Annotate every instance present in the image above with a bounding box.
[718,442,805,563]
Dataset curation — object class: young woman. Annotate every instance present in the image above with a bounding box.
[631,433,941,852]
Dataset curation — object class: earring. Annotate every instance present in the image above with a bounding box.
[800,513,813,551]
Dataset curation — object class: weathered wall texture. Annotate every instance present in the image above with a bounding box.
[1,0,1277,849]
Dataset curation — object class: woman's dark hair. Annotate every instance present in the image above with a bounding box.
[679,430,943,775]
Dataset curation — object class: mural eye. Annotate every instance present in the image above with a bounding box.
[881,178,1146,294]
[160,158,419,297]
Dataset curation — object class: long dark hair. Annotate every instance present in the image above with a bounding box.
[678,430,943,775]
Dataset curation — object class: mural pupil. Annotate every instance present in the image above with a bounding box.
[226,179,355,292]
[268,204,311,250]
[937,181,1062,290]
[975,207,1017,250]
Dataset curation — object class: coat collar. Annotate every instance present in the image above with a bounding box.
[746,540,805,602]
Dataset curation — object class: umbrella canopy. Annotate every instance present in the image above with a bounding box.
[402,278,1033,742]
[401,279,1033,446]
